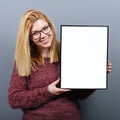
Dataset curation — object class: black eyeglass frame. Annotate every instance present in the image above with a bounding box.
[30,24,51,41]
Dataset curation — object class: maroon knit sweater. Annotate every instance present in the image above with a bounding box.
[8,58,95,120]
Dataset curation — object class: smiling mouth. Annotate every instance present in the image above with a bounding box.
[39,37,50,43]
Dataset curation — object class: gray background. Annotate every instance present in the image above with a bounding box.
[0,0,119,120]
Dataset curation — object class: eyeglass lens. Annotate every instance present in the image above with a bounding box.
[32,25,51,40]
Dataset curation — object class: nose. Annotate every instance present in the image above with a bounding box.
[40,32,46,39]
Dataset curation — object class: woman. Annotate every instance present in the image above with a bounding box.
[8,9,112,120]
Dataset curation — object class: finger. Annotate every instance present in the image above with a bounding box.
[58,88,71,92]
[107,60,112,65]
[108,62,112,66]
[107,66,112,69]
[107,68,112,73]
[55,88,71,95]
[52,79,60,86]
[107,64,112,69]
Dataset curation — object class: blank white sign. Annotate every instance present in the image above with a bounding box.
[60,25,109,89]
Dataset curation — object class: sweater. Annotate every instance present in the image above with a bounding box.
[8,58,95,120]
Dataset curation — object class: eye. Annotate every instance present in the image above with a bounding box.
[32,31,40,36]
[43,25,49,31]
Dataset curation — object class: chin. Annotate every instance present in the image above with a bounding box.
[42,42,52,48]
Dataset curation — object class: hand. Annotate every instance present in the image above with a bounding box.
[107,60,112,73]
[48,78,71,96]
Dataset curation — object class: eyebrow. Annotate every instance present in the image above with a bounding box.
[32,24,49,33]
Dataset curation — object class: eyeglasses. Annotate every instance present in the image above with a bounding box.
[31,24,51,41]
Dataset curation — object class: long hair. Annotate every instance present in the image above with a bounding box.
[15,9,60,76]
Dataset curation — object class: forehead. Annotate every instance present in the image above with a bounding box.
[32,19,48,31]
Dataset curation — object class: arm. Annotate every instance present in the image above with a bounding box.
[8,65,54,109]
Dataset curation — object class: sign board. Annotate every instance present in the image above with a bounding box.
[60,25,109,89]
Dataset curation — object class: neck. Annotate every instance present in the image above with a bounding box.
[40,47,50,58]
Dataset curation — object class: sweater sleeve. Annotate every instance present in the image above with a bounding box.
[72,89,96,100]
[8,65,54,109]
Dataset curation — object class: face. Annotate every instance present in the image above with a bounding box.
[31,19,53,49]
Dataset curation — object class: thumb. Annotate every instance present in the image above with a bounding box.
[52,79,60,86]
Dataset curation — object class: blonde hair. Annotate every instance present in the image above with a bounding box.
[15,9,60,76]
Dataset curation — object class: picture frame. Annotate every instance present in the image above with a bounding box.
[60,25,109,89]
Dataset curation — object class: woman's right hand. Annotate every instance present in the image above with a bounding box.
[48,78,71,96]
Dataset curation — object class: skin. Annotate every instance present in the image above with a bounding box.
[31,19,112,96]
[107,60,112,73]
[31,19,53,58]
[31,19,70,95]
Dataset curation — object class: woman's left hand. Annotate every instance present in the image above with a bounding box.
[107,60,112,73]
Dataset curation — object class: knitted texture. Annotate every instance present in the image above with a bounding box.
[8,58,95,120]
